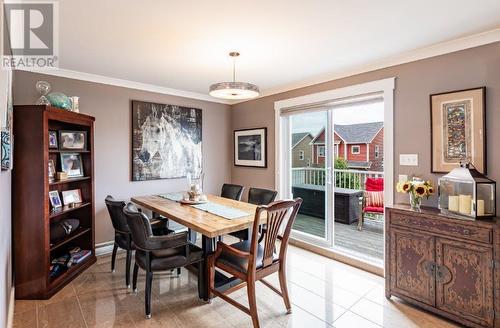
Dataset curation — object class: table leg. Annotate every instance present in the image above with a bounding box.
[199,235,215,301]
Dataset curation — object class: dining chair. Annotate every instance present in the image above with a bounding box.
[104,195,135,288]
[221,183,244,201]
[123,203,203,319]
[208,198,303,328]
[230,187,278,240]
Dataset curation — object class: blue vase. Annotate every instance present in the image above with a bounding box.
[46,92,72,110]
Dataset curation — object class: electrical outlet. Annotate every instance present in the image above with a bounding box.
[400,154,418,166]
[399,174,408,182]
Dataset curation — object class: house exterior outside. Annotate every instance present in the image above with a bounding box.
[310,122,384,171]
[291,132,313,167]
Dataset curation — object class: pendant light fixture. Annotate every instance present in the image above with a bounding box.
[209,52,260,100]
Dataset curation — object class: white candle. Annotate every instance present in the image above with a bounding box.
[477,199,485,216]
[459,195,472,215]
[448,196,459,212]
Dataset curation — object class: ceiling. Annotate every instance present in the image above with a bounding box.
[54,0,500,102]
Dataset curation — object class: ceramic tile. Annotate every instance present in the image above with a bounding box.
[37,297,86,328]
[13,308,37,328]
[332,311,381,328]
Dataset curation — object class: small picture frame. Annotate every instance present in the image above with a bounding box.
[62,189,82,205]
[60,153,84,177]
[234,127,267,168]
[49,190,62,209]
[48,131,58,149]
[48,159,56,182]
[59,130,87,150]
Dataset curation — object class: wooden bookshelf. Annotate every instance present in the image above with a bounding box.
[13,105,96,299]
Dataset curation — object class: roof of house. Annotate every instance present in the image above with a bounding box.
[292,132,312,148]
[311,122,383,144]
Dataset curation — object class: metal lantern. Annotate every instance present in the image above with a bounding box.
[438,163,496,219]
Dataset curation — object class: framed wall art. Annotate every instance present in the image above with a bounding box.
[234,127,267,168]
[430,87,486,173]
[131,100,202,181]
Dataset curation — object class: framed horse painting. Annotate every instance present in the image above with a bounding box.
[131,100,202,181]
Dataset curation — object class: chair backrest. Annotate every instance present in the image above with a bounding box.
[221,183,245,201]
[249,198,302,270]
[248,188,278,206]
[366,177,384,192]
[104,195,130,233]
[122,202,153,251]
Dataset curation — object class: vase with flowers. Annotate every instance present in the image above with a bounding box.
[396,178,434,212]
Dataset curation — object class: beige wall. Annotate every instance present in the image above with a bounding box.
[13,71,232,244]
[231,42,500,209]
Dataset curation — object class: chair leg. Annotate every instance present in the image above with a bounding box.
[125,249,132,288]
[278,265,292,314]
[132,263,139,293]
[111,243,118,273]
[247,279,260,328]
[357,213,364,231]
[145,271,153,319]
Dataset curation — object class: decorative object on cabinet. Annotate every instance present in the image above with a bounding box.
[35,81,51,105]
[48,190,62,209]
[438,162,496,219]
[62,189,82,206]
[46,92,72,110]
[234,127,267,168]
[69,96,79,113]
[385,206,499,328]
[50,218,80,243]
[13,105,96,299]
[48,130,58,149]
[397,177,434,212]
[56,172,68,181]
[60,152,84,177]
[431,87,486,174]
[59,130,86,150]
[48,159,56,183]
[131,100,202,181]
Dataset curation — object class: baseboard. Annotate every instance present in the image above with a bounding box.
[6,287,14,328]
[289,238,384,277]
[95,240,116,257]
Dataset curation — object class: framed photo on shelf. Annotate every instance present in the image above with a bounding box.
[234,127,267,168]
[48,190,62,209]
[48,131,58,149]
[430,87,486,173]
[59,130,87,150]
[48,159,56,182]
[62,189,82,205]
[60,153,84,177]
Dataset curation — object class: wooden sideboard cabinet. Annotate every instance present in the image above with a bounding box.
[386,206,500,328]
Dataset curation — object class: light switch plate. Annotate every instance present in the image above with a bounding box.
[400,154,418,166]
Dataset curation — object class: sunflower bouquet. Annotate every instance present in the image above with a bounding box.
[396,178,434,211]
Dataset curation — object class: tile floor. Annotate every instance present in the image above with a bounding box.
[13,245,460,328]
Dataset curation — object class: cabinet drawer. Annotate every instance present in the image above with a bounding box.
[390,212,492,244]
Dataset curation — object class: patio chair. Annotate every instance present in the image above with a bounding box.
[358,177,384,231]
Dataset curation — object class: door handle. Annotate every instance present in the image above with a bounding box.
[423,261,436,277]
[436,265,451,283]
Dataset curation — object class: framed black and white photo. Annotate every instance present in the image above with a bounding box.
[62,189,82,205]
[59,130,87,150]
[49,190,62,209]
[234,127,267,168]
[60,153,84,177]
[48,130,58,149]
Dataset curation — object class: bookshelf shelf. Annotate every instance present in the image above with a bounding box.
[50,227,91,251]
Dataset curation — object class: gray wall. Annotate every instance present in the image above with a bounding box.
[13,71,232,244]
[231,42,500,209]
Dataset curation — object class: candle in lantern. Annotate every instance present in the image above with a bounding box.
[477,199,485,216]
[459,194,472,215]
[448,196,459,212]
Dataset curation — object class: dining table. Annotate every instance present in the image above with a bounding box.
[131,193,266,301]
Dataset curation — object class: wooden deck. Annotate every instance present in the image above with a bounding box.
[293,214,384,261]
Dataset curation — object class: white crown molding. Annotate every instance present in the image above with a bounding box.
[235,27,500,104]
[16,68,232,105]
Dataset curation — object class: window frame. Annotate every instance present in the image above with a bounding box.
[351,145,361,154]
[374,145,380,158]
[298,150,305,160]
[318,145,326,157]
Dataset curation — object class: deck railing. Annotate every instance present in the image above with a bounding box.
[291,167,384,190]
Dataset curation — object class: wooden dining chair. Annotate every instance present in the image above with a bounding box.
[208,198,303,328]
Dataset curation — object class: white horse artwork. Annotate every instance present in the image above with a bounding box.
[132,101,202,180]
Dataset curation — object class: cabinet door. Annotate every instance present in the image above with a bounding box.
[389,228,435,306]
[436,238,494,327]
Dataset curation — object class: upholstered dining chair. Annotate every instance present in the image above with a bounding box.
[123,203,203,319]
[221,183,245,201]
[208,198,303,328]
[104,195,135,288]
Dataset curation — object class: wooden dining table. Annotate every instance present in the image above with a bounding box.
[131,193,266,301]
